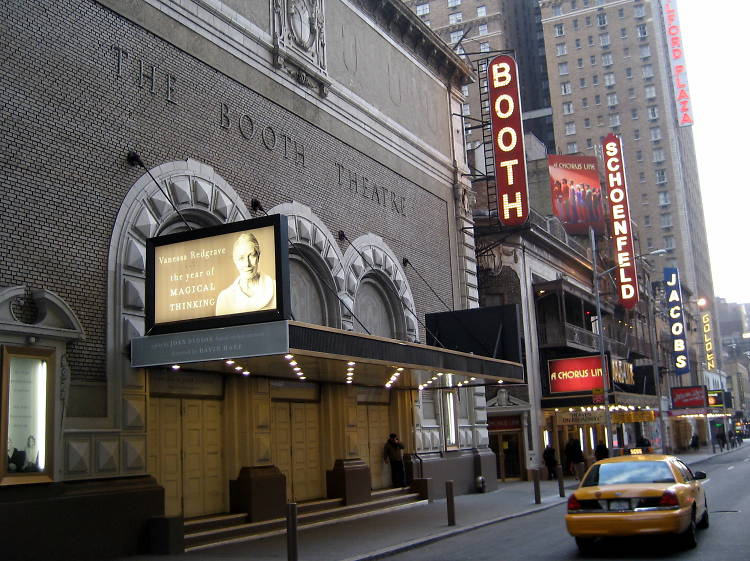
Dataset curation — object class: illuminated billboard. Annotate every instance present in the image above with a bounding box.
[146,215,290,334]
[664,267,690,375]
[603,134,638,309]
[702,312,716,371]
[548,355,606,393]
[671,386,706,409]
[660,0,693,126]
[547,155,605,235]
[488,54,529,227]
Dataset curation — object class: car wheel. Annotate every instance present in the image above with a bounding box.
[575,537,596,555]
[679,510,697,549]
[697,500,710,529]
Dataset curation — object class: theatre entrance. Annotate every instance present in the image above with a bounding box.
[148,398,225,518]
[357,404,390,490]
[271,401,323,501]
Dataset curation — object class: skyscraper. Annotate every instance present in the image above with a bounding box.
[539,0,714,305]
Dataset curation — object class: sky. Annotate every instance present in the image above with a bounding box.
[677,3,750,304]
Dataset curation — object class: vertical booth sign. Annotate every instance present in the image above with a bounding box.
[488,54,529,227]
[602,134,638,309]
[664,267,690,375]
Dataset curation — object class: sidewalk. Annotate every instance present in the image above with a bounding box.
[120,446,739,561]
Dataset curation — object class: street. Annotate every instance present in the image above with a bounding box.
[385,449,750,561]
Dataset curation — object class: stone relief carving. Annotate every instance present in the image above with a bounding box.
[272,0,330,96]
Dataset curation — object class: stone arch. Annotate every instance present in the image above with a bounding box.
[266,202,344,328]
[107,159,249,424]
[341,234,418,342]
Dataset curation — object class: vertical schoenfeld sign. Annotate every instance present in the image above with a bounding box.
[488,54,528,227]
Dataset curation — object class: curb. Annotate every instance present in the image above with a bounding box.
[340,496,568,561]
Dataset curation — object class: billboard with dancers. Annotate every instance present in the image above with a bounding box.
[547,155,606,235]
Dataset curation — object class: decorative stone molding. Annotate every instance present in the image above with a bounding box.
[272,0,330,96]
[0,286,85,341]
[341,234,418,342]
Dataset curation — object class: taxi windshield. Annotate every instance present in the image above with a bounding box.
[582,461,675,486]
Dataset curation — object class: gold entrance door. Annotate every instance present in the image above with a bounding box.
[272,401,322,501]
[148,398,225,518]
[356,404,390,490]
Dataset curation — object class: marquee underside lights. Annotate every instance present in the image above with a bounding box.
[603,134,638,309]
[488,54,529,227]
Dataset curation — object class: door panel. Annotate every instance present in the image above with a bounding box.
[356,404,390,490]
[202,400,224,513]
[273,401,322,501]
[149,398,183,517]
[272,402,293,499]
[182,400,204,518]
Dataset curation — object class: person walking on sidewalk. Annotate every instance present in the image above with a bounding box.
[594,441,609,461]
[565,438,586,480]
[543,444,557,480]
[384,433,406,487]
[717,429,727,452]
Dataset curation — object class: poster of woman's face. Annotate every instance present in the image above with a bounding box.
[153,225,277,324]
[547,155,606,236]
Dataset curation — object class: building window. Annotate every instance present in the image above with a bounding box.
[609,113,621,126]
[573,19,579,30]
[636,150,643,161]
[580,77,587,87]
[645,85,657,100]
[584,117,591,128]
[658,191,670,206]
[567,141,578,153]
[558,62,569,75]
[639,171,646,182]
[631,108,638,120]
[637,23,648,38]
[553,4,563,16]
[644,215,651,227]
[450,30,463,43]
[585,16,592,26]
[577,57,584,68]
[449,12,463,24]
[462,103,470,116]
[554,23,565,37]
[664,235,675,249]
[625,67,633,79]
[642,64,654,78]
[634,4,646,18]
[646,237,653,249]
[640,44,651,58]
[594,94,601,105]
[448,0,461,7]
[653,148,665,162]
[634,128,640,139]
[480,42,490,52]
[597,115,604,126]
[478,23,488,35]
[600,33,610,47]
[476,5,486,17]
[598,13,607,26]
[590,55,597,65]
[563,101,574,115]
[416,3,430,16]
[2,346,54,481]
[607,93,618,106]
[602,53,613,66]
[648,106,659,120]
[586,138,593,148]
[656,169,667,183]
[604,72,616,86]
[623,47,630,57]
[461,85,469,96]
[592,74,599,86]
[581,97,589,108]
[561,81,572,95]
[565,121,577,135]
[575,38,582,49]
[588,35,594,46]
[660,213,673,228]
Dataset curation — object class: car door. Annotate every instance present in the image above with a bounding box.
[675,460,705,518]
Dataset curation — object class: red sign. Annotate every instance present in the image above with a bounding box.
[547,155,605,235]
[488,55,528,227]
[671,386,707,409]
[488,415,522,431]
[661,0,693,126]
[603,134,639,309]
[548,356,606,393]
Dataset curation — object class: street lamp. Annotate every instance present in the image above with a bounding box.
[590,225,667,453]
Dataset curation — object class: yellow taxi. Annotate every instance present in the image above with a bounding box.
[565,454,708,553]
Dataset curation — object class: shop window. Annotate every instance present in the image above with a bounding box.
[3,346,54,484]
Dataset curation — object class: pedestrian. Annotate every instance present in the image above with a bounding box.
[383,433,406,488]
[690,434,699,450]
[565,438,586,480]
[728,430,736,449]
[716,429,726,451]
[594,440,609,461]
[543,444,557,480]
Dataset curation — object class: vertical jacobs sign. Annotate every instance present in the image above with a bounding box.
[664,267,690,375]
[488,54,529,227]
[603,134,638,309]
[702,312,716,371]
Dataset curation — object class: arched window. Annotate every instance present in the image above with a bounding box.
[353,273,405,339]
[289,246,339,327]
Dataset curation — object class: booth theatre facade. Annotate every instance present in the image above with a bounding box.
[0,0,524,558]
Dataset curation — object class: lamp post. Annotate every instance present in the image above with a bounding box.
[590,226,667,454]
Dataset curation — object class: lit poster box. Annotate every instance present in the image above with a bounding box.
[145,215,290,335]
